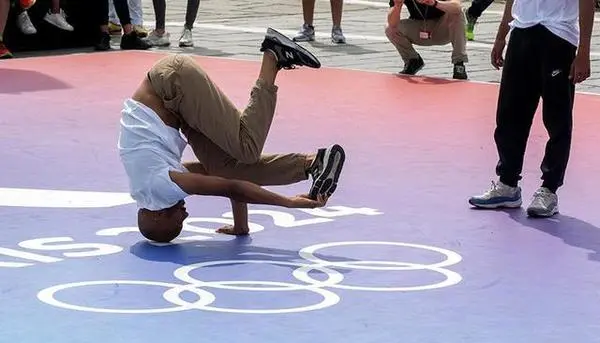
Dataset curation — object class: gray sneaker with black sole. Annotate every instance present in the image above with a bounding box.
[308,144,346,199]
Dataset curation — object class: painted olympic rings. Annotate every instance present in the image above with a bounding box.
[37,241,463,314]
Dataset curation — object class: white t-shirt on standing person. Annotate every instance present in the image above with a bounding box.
[510,0,580,47]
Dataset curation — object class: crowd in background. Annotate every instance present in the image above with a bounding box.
[0,0,598,78]
[0,0,348,59]
[0,0,72,59]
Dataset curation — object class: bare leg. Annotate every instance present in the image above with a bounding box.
[330,0,343,27]
[302,0,316,25]
[258,52,279,87]
[51,0,60,13]
[0,0,9,38]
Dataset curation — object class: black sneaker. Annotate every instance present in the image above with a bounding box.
[95,32,111,51]
[399,56,424,75]
[307,144,346,200]
[260,27,321,69]
[453,62,468,80]
[120,32,151,50]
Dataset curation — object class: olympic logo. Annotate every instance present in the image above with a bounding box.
[37,241,463,315]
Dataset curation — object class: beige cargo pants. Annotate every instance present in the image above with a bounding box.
[147,54,310,186]
[385,10,469,64]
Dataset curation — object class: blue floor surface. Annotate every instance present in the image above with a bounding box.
[1,52,600,343]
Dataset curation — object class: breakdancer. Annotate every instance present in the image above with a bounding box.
[118,28,346,242]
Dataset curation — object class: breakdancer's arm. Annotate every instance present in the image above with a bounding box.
[180,162,285,235]
[215,199,250,236]
[169,171,328,208]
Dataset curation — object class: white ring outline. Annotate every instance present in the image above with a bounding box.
[294,260,463,291]
[37,280,216,314]
[36,241,464,314]
[298,241,462,270]
[174,259,344,291]
[165,280,340,314]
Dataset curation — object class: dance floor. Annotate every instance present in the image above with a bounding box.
[1,50,599,343]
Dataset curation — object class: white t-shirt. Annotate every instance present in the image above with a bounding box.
[118,99,190,211]
[510,0,579,47]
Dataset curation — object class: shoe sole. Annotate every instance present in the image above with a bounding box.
[266,28,321,68]
[397,63,424,76]
[309,144,345,199]
[468,199,522,209]
[292,36,315,42]
[150,42,171,47]
[526,207,559,218]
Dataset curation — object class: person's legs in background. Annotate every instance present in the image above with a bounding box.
[385,13,468,79]
[112,0,149,49]
[43,0,73,31]
[178,0,200,47]
[127,0,147,36]
[92,0,111,50]
[0,0,11,58]
[293,0,346,44]
[384,19,426,75]
[465,0,494,40]
[146,0,170,46]
[108,0,147,37]
[108,0,119,33]
[469,27,542,210]
[13,0,36,35]
[443,9,469,79]
[528,27,577,217]
[93,0,150,51]
[147,0,200,48]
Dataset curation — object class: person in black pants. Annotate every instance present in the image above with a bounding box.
[146,0,201,48]
[468,0,594,217]
[464,0,493,40]
[93,0,149,50]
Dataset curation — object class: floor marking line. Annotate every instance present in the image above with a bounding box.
[0,187,134,208]
[146,21,600,57]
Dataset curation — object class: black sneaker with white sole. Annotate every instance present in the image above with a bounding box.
[260,27,321,70]
[308,144,346,199]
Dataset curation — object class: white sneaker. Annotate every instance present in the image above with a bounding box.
[526,187,559,217]
[179,28,193,47]
[17,11,37,35]
[468,180,522,209]
[44,10,74,31]
[147,30,171,47]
